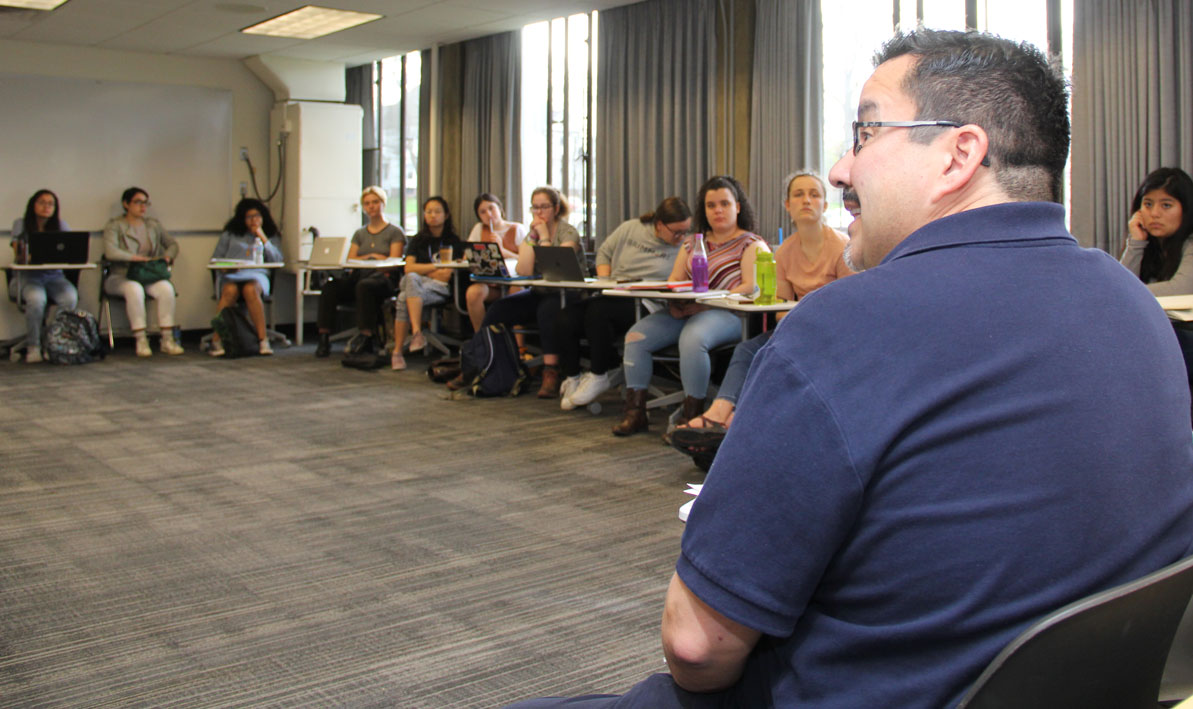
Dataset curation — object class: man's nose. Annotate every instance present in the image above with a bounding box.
[828,152,853,190]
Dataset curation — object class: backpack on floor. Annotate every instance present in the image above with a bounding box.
[210,306,258,358]
[459,324,528,397]
[44,309,106,365]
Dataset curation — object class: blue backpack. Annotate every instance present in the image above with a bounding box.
[459,324,528,397]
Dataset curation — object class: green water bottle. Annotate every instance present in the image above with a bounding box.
[754,250,777,305]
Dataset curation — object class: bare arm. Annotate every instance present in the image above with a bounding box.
[667,246,689,282]
[515,240,536,276]
[595,263,612,278]
[661,573,761,693]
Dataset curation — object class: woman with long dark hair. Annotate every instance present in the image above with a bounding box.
[1121,167,1193,295]
[208,198,283,356]
[9,189,79,363]
[390,196,464,370]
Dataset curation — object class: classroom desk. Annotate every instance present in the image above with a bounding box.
[696,294,796,339]
[6,263,98,360]
[293,258,405,345]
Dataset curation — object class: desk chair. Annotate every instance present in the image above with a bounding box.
[956,554,1193,709]
[3,266,81,360]
[97,261,178,348]
[1162,596,1193,704]
[199,269,290,353]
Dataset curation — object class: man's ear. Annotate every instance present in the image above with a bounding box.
[932,124,990,200]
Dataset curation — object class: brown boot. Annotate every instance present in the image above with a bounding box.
[613,388,649,436]
[537,366,561,399]
[681,395,705,424]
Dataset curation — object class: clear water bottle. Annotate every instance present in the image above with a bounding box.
[754,250,777,304]
[690,234,709,292]
[251,238,264,264]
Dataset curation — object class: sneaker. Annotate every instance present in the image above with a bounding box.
[160,333,184,356]
[25,347,43,364]
[391,352,407,370]
[258,339,273,356]
[209,341,225,357]
[135,335,153,358]
[569,371,611,407]
[408,331,426,353]
[559,375,582,410]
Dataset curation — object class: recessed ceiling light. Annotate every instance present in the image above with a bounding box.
[0,0,70,9]
[241,5,382,40]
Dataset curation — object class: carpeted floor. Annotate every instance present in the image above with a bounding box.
[0,339,705,707]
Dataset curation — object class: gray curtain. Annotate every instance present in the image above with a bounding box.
[748,0,823,245]
[1071,0,1193,255]
[461,32,522,232]
[346,63,379,190]
[596,0,719,246]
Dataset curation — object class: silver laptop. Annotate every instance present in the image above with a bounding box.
[308,236,349,266]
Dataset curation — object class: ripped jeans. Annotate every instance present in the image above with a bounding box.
[621,307,740,397]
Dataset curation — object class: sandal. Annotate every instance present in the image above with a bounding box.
[669,416,729,455]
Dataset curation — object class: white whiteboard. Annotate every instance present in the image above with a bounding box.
[1,73,232,232]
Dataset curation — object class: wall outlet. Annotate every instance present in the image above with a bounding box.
[239,147,249,162]
[239,182,248,198]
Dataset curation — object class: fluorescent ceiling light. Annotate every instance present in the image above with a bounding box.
[242,5,382,39]
[0,0,70,9]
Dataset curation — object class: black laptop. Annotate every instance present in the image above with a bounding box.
[27,231,91,265]
[533,246,588,282]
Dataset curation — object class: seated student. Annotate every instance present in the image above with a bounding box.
[671,176,855,460]
[1119,167,1193,396]
[314,186,405,357]
[390,196,464,370]
[557,196,693,409]
[613,175,770,437]
[208,198,283,357]
[476,186,584,398]
[463,193,528,332]
[103,186,183,357]
[9,189,80,363]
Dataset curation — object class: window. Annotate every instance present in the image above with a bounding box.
[521,13,597,247]
[379,51,422,234]
[820,0,1074,229]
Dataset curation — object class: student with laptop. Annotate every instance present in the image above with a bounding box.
[556,196,692,410]
[313,186,405,358]
[463,193,528,332]
[9,189,80,363]
[390,197,464,370]
[207,198,283,357]
[476,187,586,398]
[103,186,183,357]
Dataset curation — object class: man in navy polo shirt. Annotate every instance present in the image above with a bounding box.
[507,29,1193,709]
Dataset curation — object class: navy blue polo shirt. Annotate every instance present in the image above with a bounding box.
[678,202,1193,708]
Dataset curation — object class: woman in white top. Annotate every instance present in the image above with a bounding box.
[464,192,528,331]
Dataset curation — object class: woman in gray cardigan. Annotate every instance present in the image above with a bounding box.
[102,186,182,357]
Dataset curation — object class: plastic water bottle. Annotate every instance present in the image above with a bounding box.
[690,234,709,292]
[754,250,777,305]
[251,238,264,264]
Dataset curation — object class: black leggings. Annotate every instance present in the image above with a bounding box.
[316,270,395,333]
[480,289,577,355]
[555,296,637,378]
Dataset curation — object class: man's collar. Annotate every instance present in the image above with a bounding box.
[882,202,1073,265]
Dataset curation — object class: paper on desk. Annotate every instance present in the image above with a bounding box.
[346,257,403,267]
[678,483,702,523]
[1157,295,1193,321]
[210,258,253,265]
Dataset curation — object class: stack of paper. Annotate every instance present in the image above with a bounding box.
[1157,295,1193,322]
[678,483,702,523]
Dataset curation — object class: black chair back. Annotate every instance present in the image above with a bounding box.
[957,554,1193,709]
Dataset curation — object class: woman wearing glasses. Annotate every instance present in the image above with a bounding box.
[466,186,585,398]
[102,186,182,357]
[9,189,80,363]
[613,175,769,436]
[557,196,693,410]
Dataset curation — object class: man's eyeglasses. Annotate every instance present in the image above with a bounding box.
[852,120,990,166]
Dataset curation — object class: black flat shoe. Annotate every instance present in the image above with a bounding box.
[314,333,331,358]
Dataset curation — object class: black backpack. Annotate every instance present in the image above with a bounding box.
[210,306,258,358]
[44,309,106,365]
[459,324,528,396]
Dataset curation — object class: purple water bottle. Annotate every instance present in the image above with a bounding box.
[690,233,709,292]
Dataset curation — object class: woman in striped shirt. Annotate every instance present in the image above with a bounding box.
[613,175,770,436]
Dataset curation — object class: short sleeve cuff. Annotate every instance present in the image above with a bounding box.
[676,551,796,638]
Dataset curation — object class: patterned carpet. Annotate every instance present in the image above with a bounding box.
[0,342,704,707]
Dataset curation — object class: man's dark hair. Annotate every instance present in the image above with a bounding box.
[1133,167,1193,283]
[876,29,1070,203]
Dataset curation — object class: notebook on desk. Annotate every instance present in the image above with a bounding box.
[465,242,527,279]
[27,231,90,265]
[308,236,349,266]
[534,245,588,282]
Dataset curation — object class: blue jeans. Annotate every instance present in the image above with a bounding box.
[9,275,78,349]
[716,330,773,406]
[623,308,741,397]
